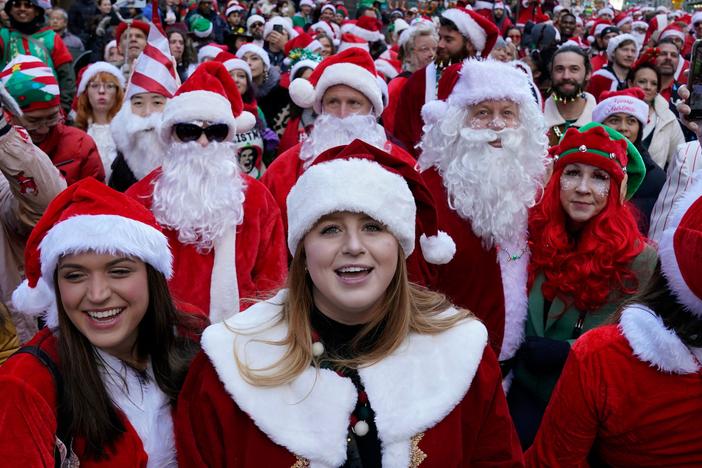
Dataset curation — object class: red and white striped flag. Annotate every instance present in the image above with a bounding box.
[126,16,179,99]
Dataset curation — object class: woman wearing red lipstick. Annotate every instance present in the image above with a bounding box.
[0,178,201,466]
[508,123,658,448]
[175,139,525,467]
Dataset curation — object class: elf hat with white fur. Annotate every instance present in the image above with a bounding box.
[288,48,384,116]
[12,178,172,329]
[659,174,702,317]
[441,7,500,55]
[287,139,456,264]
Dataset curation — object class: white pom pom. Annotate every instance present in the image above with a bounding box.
[421,100,449,126]
[11,277,54,316]
[289,78,316,109]
[235,110,257,133]
[420,231,456,264]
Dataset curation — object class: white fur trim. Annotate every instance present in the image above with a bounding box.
[198,44,224,63]
[619,305,702,374]
[597,7,613,17]
[77,62,125,96]
[660,28,686,42]
[222,58,252,81]
[313,62,384,116]
[593,94,649,126]
[591,68,619,94]
[448,59,534,108]
[340,23,384,42]
[606,33,640,60]
[290,59,319,81]
[202,289,487,466]
[11,277,55,323]
[419,231,456,264]
[442,9,486,52]
[424,61,437,104]
[374,59,398,79]
[289,77,316,109]
[209,227,239,322]
[287,158,416,257]
[235,110,256,133]
[246,14,265,30]
[421,99,448,126]
[160,91,238,143]
[497,234,529,361]
[235,43,271,69]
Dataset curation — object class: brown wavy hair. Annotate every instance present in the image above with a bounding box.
[74,71,124,131]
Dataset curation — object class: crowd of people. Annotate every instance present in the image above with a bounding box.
[0,0,701,465]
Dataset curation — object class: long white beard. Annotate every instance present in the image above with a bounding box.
[152,141,246,252]
[419,105,548,248]
[110,104,166,180]
[299,114,389,169]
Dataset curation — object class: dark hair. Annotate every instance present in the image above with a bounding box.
[549,44,591,74]
[239,71,256,104]
[439,15,459,32]
[658,36,682,50]
[56,264,203,459]
[167,29,197,67]
[627,63,662,93]
[614,262,702,347]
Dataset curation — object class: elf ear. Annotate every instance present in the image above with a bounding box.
[619,172,628,204]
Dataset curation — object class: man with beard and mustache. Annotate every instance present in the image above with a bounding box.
[656,38,685,102]
[415,59,548,371]
[392,7,499,155]
[544,45,596,146]
[127,62,287,322]
[262,48,416,232]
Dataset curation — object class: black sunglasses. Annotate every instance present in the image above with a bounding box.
[174,123,229,143]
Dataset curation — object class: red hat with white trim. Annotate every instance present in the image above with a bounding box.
[214,51,252,81]
[76,61,125,96]
[593,88,648,126]
[11,178,172,329]
[340,16,385,42]
[440,7,500,55]
[338,32,370,52]
[659,23,686,43]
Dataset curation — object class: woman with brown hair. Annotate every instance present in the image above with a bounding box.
[0,178,202,466]
[175,139,524,467]
[73,62,125,179]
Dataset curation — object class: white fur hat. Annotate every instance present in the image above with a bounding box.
[246,14,265,30]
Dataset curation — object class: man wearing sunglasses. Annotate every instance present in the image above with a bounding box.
[126,62,287,322]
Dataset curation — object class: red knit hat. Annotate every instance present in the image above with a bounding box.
[441,7,500,55]
[11,178,172,329]
[160,61,256,142]
[115,20,150,48]
[288,48,384,116]
[286,139,456,264]
[659,175,702,317]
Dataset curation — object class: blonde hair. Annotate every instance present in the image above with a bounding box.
[234,245,473,387]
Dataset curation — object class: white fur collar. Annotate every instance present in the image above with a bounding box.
[202,289,488,467]
[619,305,702,375]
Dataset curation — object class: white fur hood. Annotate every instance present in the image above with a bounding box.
[201,289,488,468]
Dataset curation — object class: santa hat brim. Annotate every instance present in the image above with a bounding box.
[78,62,125,96]
[442,9,486,52]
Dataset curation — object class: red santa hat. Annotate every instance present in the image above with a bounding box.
[160,61,256,143]
[11,178,172,329]
[659,175,702,318]
[286,139,456,264]
[311,20,341,45]
[338,33,370,52]
[375,49,401,80]
[606,33,640,60]
[340,16,385,42]
[225,2,244,16]
[115,20,150,48]
[288,48,384,116]
[440,7,499,55]
[659,23,686,42]
[284,32,323,57]
[235,43,271,69]
[320,3,335,14]
[615,13,633,29]
[593,88,648,126]
[644,14,669,45]
[198,43,227,63]
[125,22,179,100]
[214,51,252,81]
[692,12,702,27]
[597,7,614,18]
[76,61,125,96]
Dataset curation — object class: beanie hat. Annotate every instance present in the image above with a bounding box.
[189,14,213,38]
[286,139,456,264]
[263,16,298,40]
[659,175,702,317]
[235,43,271,69]
[288,48,384,116]
[0,55,59,111]
[160,61,256,143]
[215,51,252,81]
[338,33,370,52]
[340,16,385,42]
[246,14,265,31]
[126,23,179,100]
[441,7,500,55]
[552,123,646,200]
[593,88,649,126]
[11,178,172,329]
[115,20,150,48]
[198,43,227,63]
[606,33,639,60]
[76,61,125,96]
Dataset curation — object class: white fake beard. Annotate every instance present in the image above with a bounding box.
[110,104,166,180]
[419,105,548,248]
[152,141,246,252]
[299,114,389,169]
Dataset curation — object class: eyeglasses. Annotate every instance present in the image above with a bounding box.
[173,123,229,143]
[88,82,118,92]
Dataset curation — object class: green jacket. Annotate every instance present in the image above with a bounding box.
[513,244,658,404]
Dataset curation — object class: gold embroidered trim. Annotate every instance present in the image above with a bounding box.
[291,456,310,468]
[410,432,427,467]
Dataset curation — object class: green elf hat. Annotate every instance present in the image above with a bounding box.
[0,55,60,112]
[551,122,646,200]
[189,14,213,39]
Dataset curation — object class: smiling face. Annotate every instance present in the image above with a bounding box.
[9,0,38,23]
[559,162,611,225]
[303,211,400,325]
[57,253,149,361]
[630,67,659,104]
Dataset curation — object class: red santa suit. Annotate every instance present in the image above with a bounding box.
[175,290,524,467]
[526,306,702,467]
[516,0,549,26]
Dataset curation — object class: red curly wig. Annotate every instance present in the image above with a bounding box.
[528,164,647,312]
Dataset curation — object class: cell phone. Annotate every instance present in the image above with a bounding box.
[687,39,702,120]
[273,24,284,34]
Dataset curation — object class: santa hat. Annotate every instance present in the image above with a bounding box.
[0,55,59,111]
[311,20,341,45]
[338,33,370,52]
[692,12,702,27]
[644,14,669,46]
[597,7,614,18]
[198,43,227,63]
[263,16,298,40]
[441,7,499,55]
[659,23,686,42]
[288,48,384,116]
[320,4,335,14]
[235,43,271,69]
[246,14,265,31]
[341,16,385,42]
[115,20,150,48]
[632,20,648,31]
[299,0,314,8]
[290,55,322,81]
[393,18,410,42]
[286,139,456,264]
[104,39,118,61]
[284,32,323,57]
[615,13,633,29]
[659,175,702,317]
[593,88,648,126]
[473,0,493,11]
[76,61,125,97]
[11,178,172,329]
[160,61,256,143]
[225,2,244,16]
[375,49,401,80]
[214,51,252,81]
[606,33,640,60]
[125,22,179,100]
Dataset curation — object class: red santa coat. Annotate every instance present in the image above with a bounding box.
[37,122,105,185]
[526,305,702,467]
[0,329,150,467]
[127,169,287,321]
[590,52,608,72]
[394,64,437,156]
[175,290,524,467]
[410,168,530,362]
[587,68,623,101]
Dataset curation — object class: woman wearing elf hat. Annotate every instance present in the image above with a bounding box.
[175,139,524,466]
[526,175,702,466]
[0,178,203,465]
[508,123,658,448]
